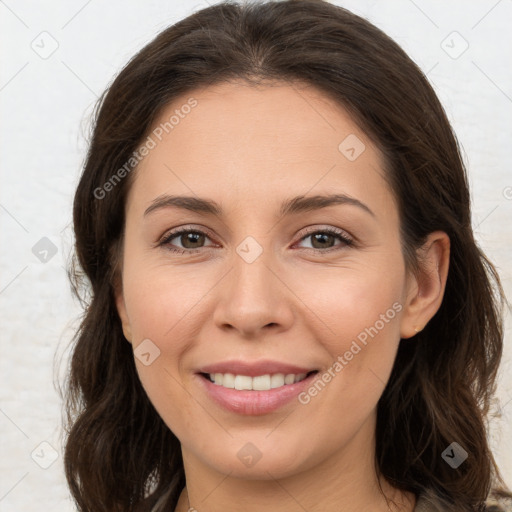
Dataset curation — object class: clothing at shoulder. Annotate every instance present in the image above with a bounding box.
[150,486,174,512]
[414,493,447,512]
[415,493,512,511]
[132,487,172,512]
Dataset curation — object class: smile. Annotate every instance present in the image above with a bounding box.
[196,370,320,415]
[203,371,315,390]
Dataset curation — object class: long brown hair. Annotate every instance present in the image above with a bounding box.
[61,1,512,510]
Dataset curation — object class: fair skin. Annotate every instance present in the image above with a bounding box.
[115,81,450,512]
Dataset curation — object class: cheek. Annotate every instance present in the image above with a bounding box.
[298,253,405,353]
[122,258,211,343]
[299,254,405,410]
[121,264,200,435]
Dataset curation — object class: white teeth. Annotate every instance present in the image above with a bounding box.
[284,374,295,385]
[221,373,234,388]
[253,374,271,390]
[271,374,285,388]
[208,372,308,390]
[234,375,252,390]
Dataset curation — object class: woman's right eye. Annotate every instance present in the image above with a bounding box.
[159,228,213,254]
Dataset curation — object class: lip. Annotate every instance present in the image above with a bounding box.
[195,370,319,415]
[197,359,317,377]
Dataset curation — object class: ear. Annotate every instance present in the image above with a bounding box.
[400,231,450,339]
[114,281,133,344]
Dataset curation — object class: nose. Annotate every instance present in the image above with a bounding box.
[213,245,295,338]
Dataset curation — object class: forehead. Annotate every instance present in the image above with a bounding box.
[127,80,395,219]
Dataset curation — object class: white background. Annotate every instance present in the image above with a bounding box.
[1,1,511,510]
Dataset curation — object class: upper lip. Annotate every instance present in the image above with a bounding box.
[197,359,318,377]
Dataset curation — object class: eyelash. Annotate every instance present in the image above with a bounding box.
[158,226,354,255]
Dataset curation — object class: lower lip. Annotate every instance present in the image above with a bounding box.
[195,372,318,415]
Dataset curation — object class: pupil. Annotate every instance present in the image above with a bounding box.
[183,233,203,248]
[313,233,332,248]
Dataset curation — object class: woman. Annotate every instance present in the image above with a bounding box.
[62,1,512,511]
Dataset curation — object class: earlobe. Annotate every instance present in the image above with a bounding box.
[400,231,450,339]
[110,243,132,343]
[114,288,133,344]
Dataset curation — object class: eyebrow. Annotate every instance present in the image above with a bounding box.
[143,193,375,219]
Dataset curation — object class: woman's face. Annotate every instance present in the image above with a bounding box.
[115,81,434,481]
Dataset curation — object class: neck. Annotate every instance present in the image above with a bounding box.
[175,480,415,512]
[175,477,415,512]
[173,417,415,512]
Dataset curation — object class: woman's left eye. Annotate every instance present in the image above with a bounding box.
[158,226,353,254]
[295,227,353,251]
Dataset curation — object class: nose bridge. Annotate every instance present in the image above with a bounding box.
[231,236,280,308]
[213,233,293,335]
[237,238,272,283]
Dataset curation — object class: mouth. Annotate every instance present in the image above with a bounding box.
[199,370,318,391]
[195,369,320,415]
